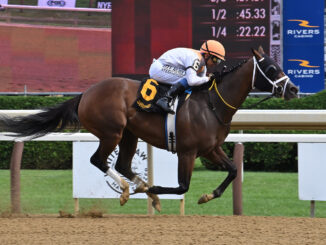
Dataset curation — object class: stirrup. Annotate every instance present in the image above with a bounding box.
[156,98,175,114]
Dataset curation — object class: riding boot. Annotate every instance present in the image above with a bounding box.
[156,82,186,114]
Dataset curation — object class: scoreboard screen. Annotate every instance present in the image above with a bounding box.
[192,0,281,67]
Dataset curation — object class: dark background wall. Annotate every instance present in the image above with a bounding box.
[112,0,192,77]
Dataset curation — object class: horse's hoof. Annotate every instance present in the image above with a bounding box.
[197,194,214,204]
[146,192,161,212]
[198,194,209,204]
[119,179,130,206]
[152,199,161,212]
[134,182,149,193]
[120,194,129,206]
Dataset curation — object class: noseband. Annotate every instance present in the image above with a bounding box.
[252,56,290,98]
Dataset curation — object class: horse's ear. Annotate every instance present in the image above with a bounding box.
[251,48,263,60]
[258,46,265,54]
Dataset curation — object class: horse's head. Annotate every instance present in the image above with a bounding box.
[251,47,299,100]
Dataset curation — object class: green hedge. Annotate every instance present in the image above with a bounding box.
[0,141,72,169]
[0,96,70,109]
[242,90,326,109]
[0,90,326,170]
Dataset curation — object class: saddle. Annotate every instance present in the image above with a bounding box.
[133,78,190,114]
[133,78,192,152]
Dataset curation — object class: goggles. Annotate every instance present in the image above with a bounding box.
[211,56,222,64]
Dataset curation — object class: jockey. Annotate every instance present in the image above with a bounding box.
[149,40,225,114]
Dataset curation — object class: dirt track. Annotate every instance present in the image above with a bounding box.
[1,215,326,245]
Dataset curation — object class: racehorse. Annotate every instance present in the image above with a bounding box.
[0,47,298,212]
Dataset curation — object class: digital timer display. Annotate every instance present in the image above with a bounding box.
[192,0,281,67]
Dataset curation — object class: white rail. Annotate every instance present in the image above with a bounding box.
[0,4,111,13]
[1,109,326,130]
[1,132,326,143]
[231,110,326,130]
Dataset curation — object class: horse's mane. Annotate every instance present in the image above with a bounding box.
[221,60,248,77]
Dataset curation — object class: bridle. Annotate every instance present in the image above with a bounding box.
[209,55,291,111]
[252,56,290,98]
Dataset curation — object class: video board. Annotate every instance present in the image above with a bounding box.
[192,0,281,66]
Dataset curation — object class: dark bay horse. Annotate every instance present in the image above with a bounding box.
[0,47,298,211]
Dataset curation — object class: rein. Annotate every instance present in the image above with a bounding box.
[244,94,273,109]
[208,79,236,110]
[207,86,231,126]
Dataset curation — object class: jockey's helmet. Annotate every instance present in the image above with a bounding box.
[200,40,225,61]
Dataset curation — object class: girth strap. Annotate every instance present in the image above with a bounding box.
[165,98,179,153]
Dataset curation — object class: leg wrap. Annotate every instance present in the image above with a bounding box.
[106,168,123,188]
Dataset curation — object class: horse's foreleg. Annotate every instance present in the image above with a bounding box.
[115,129,161,211]
[147,153,196,196]
[198,147,237,204]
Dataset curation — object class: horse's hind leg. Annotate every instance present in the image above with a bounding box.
[198,146,237,204]
[115,129,161,212]
[90,139,130,206]
[114,129,138,180]
[146,152,197,196]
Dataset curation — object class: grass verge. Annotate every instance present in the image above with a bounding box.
[0,169,325,217]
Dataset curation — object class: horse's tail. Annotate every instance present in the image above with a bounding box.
[0,94,82,138]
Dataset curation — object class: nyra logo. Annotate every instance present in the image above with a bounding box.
[105,147,148,194]
[287,19,320,38]
[287,59,320,79]
[47,0,66,6]
[97,1,112,9]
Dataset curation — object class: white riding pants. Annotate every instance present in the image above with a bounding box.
[149,59,186,85]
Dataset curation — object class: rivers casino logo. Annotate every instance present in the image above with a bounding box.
[286,19,320,39]
[287,59,320,79]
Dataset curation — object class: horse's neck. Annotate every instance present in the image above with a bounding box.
[213,58,254,122]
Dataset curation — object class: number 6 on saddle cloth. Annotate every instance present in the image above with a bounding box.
[133,78,191,152]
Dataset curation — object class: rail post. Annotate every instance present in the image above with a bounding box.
[147,144,154,214]
[10,140,24,213]
[232,142,244,215]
